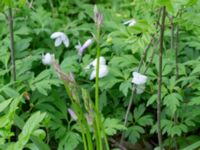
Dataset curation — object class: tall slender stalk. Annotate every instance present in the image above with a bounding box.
[170,16,175,50]
[8,8,16,81]
[95,17,103,150]
[94,6,110,150]
[175,26,179,80]
[157,6,166,150]
[95,28,101,112]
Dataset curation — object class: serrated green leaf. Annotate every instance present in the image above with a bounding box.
[119,80,132,96]
[134,104,145,121]
[163,93,182,114]
[125,125,144,144]
[104,118,126,136]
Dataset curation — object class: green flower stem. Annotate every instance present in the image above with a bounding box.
[95,29,100,112]
[63,82,93,150]
[79,121,88,150]
[100,117,110,150]
[94,118,100,150]
[76,104,93,150]
[95,27,103,150]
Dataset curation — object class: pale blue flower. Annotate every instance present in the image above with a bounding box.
[51,32,69,47]
[77,39,93,55]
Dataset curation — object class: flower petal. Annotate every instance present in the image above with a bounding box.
[42,53,54,65]
[136,84,145,94]
[91,56,106,67]
[61,34,69,47]
[55,37,62,47]
[90,69,96,80]
[99,65,109,78]
[79,39,93,54]
[132,72,147,85]
[124,19,137,26]
[50,32,63,39]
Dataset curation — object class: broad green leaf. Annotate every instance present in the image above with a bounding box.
[9,112,46,150]
[0,98,12,112]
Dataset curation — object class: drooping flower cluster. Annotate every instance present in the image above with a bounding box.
[86,56,109,80]
[132,72,147,94]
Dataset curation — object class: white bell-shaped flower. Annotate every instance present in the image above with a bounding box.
[50,32,69,47]
[124,19,137,27]
[132,72,147,85]
[42,53,54,65]
[90,64,109,80]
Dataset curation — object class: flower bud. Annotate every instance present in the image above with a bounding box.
[94,5,103,27]
[68,108,78,121]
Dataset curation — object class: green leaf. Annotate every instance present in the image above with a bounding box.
[0,98,12,112]
[163,93,182,115]
[58,131,81,150]
[137,115,153,126]
[30,135,50,150]
[147,94,157,106]
[188,97,200,105]
[9,112,46,150]
[104,118,126,136]
[182,140,200,150]
[134,104,145,121]
[119,80,132,96]
[156,0,174,13]
[125,126,144,144]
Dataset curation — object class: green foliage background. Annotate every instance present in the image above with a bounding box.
[0,0,200,149]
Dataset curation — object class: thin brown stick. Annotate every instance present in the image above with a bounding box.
[120,9,162,144]
[175,26,179,80]
[157,7,166,150]
[138,35,156,72]
[8,8,16,81]
[144,39,159,74]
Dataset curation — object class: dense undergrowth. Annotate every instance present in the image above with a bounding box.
[1,0,200,150]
